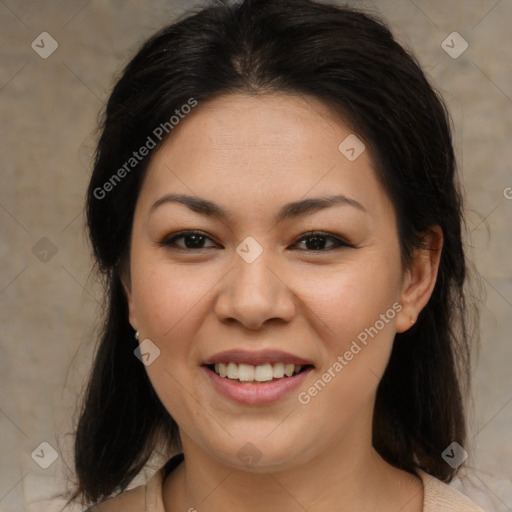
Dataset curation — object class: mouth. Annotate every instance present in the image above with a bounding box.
[204,362,314,384]
[202,362,314,405]
[201,349,315,404]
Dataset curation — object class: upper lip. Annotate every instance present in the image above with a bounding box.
[203,349,314,367]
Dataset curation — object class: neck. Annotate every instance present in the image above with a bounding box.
[163,420,423,512]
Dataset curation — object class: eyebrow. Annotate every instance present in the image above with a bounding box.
[150,193,366,222]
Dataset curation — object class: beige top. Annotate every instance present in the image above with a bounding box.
[87,454,486,512]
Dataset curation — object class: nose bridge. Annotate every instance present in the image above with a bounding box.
[235,245,276,297]
[215,238,295,328]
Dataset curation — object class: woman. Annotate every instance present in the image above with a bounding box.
[64,0,485,510]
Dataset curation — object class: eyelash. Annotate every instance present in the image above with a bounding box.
[158,230,353,252]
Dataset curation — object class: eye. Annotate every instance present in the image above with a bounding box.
[158,230,218,250]
[292,231,352,252]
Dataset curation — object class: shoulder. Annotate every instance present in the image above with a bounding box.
[84,466,166,512]
[83,454,184,512]
[416,469,487,511]
[84,483,147,511]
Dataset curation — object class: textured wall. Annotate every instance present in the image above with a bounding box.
[0,1,510,511]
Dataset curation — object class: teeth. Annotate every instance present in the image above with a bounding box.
[227,363,238,379]
[215,363,227,377]
[255,363,273,382]
[273,362,285,378]
[284,363,295,377]
[212,362,305,382]
[238,363,255,382]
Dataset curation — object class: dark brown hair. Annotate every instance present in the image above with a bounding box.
[62,0,478,508]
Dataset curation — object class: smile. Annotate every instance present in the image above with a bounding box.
[209,362,307,383]
[203,364,314,405]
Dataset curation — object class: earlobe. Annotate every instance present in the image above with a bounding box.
[396,226,443,333]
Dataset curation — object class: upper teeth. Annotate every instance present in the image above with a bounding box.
[214,362,303,382]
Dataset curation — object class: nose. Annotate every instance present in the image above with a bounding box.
[213,248,296,330]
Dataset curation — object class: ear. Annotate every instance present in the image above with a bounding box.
[119,261,138,333]
[395,225,443,333]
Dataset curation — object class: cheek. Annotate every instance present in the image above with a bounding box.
[297,256,401,404]
[129,252,230,381]
[302,256,402,343]
[129,259,215,424]
[131,250,213,336]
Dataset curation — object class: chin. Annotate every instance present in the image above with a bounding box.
[195,428,315,473]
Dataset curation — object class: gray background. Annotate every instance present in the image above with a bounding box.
[0,1,511,511]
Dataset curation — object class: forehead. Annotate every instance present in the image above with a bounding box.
[159,92,350,162]
[139,92,394,223]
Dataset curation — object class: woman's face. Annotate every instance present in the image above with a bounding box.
[125,93,420,470]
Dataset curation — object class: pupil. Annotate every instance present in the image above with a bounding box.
[185,234,204,248]
[307,236,325,250]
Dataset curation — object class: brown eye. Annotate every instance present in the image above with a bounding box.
[293,231,352,252]
[159,230,218,250]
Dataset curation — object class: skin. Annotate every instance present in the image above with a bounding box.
[123,92,443,512]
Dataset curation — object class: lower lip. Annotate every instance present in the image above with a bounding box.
[202,366,314,405]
